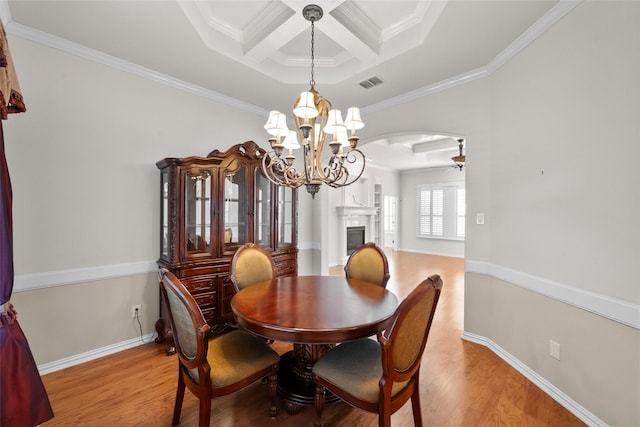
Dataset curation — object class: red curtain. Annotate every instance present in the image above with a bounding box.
[0,21,54,426]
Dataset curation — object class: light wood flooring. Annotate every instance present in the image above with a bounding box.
[40,251,585,426]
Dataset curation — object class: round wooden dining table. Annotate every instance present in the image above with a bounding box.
[230,275,399,413]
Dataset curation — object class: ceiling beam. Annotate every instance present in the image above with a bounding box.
[411,137,459,154]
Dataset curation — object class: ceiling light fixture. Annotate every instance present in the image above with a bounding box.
[452,138,465,170]
[262,4,366,198]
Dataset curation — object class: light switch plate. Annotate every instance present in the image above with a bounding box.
[476,213,485,225]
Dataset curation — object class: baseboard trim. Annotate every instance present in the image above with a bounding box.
[38,333,155,375]
[461,331,607,427]
[465,260,639,330]
[396,247,464,259]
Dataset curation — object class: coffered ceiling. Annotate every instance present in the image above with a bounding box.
[177,0,448,85]
[3,0,574,170]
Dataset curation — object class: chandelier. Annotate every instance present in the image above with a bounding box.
[262,4,366,198]
[452,138,465,170]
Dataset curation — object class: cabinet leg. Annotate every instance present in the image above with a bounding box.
[154,319,176,355]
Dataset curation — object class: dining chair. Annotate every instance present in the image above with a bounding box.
[344,242,390,288]
[312,274,443,427]
[159,270,280,427]
[230,242,276,292]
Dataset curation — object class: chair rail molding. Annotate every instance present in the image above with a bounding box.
[13,261,158,292]
[465,259,639,330]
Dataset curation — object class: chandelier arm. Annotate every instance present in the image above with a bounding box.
[330,149,366,188]
[262,153,305,189]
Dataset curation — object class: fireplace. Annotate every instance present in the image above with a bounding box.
[336,205,376,262]
[346,226,365,254]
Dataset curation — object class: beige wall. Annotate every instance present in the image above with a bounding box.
[11,273,159,366]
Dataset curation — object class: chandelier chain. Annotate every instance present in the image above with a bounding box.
[309,20,316,88]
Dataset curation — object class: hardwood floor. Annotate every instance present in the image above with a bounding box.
[40,251,585,426]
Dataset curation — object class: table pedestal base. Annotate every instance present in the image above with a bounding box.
[278,344,339,414]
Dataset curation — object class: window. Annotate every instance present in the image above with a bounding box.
[417,182,465,240]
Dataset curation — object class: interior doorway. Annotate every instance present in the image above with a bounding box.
[383,195,397,250]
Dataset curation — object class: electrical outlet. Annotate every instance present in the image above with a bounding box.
[549,340,560,360]
[131,304,141,318]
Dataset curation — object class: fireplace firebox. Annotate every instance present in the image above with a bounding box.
[346,226,365,254]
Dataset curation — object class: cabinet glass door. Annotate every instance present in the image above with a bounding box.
[161,171,169,258]
[278,186,294,247]
[185,169,211,255]
[254,169,272,248]
[223,167,247,250]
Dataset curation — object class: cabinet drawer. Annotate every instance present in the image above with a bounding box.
[272,251,297,264]
[183,277,216,294]
[192,291,217,309]
[275,261,297,277]
[189,264,230,276]
[201,307,217,325]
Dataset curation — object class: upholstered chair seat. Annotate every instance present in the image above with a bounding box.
[193,330,280,388]
[312,338,409,403]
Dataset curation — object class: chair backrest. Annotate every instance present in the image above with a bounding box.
[160,271,210,381]
[344,242,390,288]
[379,274,442,383]
[230,243,276,291]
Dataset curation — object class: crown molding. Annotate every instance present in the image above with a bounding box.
[2,0,582,117]
[4,20,268,116]
[487,0,582,72]
[363,0,583,115]
[362,67,490,115]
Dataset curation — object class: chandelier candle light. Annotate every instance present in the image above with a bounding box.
[262,4,366,198]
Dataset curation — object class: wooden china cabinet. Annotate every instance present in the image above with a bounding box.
[155,140,298,352]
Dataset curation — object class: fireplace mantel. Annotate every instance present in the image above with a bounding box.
[336,205,378,216]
